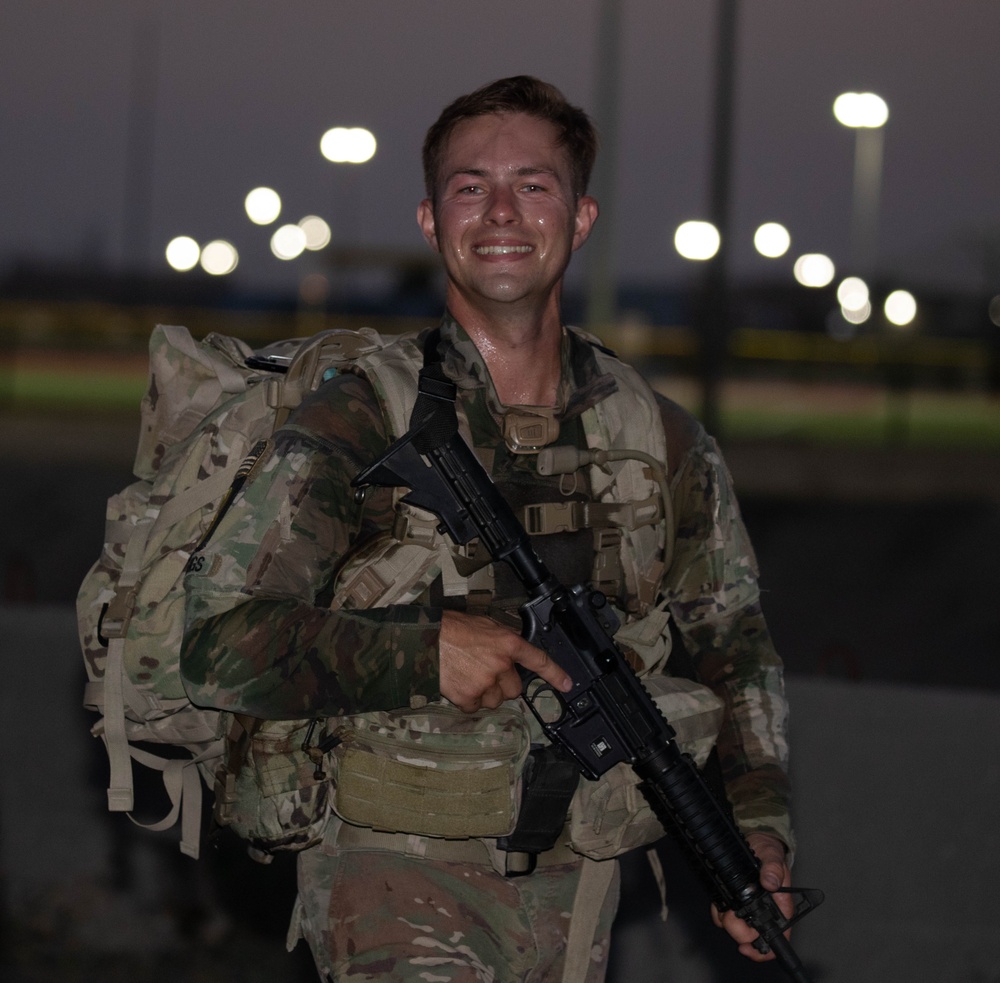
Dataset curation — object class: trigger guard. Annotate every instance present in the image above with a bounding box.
[521,677,566,727]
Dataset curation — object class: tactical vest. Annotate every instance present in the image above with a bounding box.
[216,327,696,859]
[339,328,674,671]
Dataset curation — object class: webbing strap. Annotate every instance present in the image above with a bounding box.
[154,456,244,534]
[521,496,659,536]
[103,636,133,811]
[646,845,669,921]
[122,739,225,859]
[331,820,579,867]
[100,511,155,812]
[562,857,617,983]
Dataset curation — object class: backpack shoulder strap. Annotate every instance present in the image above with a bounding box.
[353,333,424,440]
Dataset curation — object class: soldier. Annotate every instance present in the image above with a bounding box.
[182,76,795,982]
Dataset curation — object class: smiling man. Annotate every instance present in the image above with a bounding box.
[182,76,796,982]
[417,111,597,400]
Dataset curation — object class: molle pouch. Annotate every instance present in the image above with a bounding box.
[568,675,724,860]
[330,702,531,839]
[214,717,331,857]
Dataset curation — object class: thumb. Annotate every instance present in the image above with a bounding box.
[760,861,784,893]
[746,832,788,892]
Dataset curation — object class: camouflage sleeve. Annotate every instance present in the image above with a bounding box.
[180,371,442,720]
[658,401,794,854]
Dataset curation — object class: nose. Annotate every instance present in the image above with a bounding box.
[484,185,520,225]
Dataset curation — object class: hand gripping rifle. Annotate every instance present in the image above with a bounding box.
[352,361,823,982]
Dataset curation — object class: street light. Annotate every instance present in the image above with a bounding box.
[319,126,376,253]
[320,127,376,164]
[245,187,282,225]
[833,91,888,275]
[165,236,200,272]
[793,253,836,288]
[884,289,917,328]
[200,240,238,275]
[753,222,790,258]
[674,220,720,261]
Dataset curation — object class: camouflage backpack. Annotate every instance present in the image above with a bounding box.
[78,321,699,863]
[76,324,420,858]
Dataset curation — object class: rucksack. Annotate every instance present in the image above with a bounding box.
[76,323,418,858]
[77,321,680,863]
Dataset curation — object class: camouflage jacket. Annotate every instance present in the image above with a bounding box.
[181,315,792,846]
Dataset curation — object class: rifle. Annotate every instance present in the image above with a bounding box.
[352,360,824,983]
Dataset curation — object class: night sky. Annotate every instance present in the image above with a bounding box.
[3,0,998,301]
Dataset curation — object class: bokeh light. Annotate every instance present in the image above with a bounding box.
[753,222,791,258]
[320,126,377,163]
[200,240,238,275]
[833,92,889,128]
[885,290,917,327]
[837,276,870,312]
[674,221,720,261]
[841,301,871,325]
[300,273,330,306]
[271,224,307,260]
[165,236,200,272]
[245,187,282,225]
[793,253,835,288]
[299,215,332,250]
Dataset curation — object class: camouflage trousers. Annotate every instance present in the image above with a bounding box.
[290,822,621,982]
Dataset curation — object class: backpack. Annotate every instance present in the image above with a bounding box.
[76,323,416,858]
[77,321,681,862]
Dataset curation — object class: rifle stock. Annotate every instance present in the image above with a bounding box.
[353,364,823,982]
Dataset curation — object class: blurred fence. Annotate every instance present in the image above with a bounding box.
[0,297,995,392]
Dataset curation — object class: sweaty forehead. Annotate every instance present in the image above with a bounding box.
[437,113,572,187]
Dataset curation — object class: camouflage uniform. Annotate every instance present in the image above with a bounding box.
[182,315,791,981]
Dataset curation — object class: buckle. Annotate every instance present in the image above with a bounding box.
[503,411,560,454]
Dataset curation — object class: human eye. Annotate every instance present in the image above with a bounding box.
[445,174,486,197]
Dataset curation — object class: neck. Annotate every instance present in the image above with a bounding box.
[449,296,563,406]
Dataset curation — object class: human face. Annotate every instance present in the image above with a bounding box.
[417,113,597,318]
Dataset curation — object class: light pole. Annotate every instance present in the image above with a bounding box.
[584,0,623,333]
[320,126,377,245]
[833,92,888,275]
[695,0,740,440]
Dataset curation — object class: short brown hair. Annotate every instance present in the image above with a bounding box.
[422,76,598,200]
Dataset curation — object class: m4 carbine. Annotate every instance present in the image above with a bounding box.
[353,362,823,983]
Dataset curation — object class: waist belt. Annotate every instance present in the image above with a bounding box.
[330,820,579,869]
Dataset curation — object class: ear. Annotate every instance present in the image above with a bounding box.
[417,199,439,252]
[571,195,599,252]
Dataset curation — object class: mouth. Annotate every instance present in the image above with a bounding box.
[473,244,533,256]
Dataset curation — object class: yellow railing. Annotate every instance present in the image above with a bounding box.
[0,298,992,383]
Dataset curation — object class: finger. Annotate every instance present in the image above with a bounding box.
[497,668,526,703]
[720,909,758,946]
[759,859,786,893]
[478,682,509,710]
[513,640,573,693]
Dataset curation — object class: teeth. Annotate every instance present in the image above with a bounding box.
[474,245,533,255]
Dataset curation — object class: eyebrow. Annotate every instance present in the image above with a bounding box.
[444,165,558,183]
